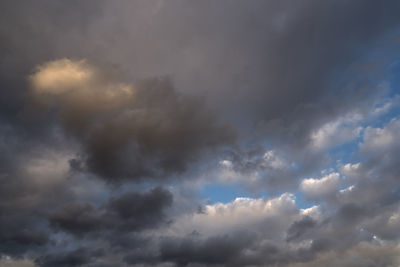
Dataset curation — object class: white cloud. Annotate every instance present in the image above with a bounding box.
[262,150,289,170]
[310,113,363,150]
[339,185,355,194]
[310,91,400,151]
[216,159,260,184]
[213,149,292,188]
[219,159,233,169]
[171,193,298,237]
[300,172,340,198]
[370,94,400,117]
[340,162,361,178]
[300,205,323,222]
[361,118,400,153]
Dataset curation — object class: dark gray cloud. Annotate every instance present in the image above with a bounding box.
[286,216,317,242]
[157,233,256,266]
[27,59,233,182]
[48,187,173,237]
[0,128,67,257]
[48,203,101,237]
[35,247,101,267]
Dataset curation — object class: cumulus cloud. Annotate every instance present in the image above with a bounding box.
[340,162,361,178]
[150,194,319,266]
[300,172,340,198]
[310,113,363,150]
[212,147,299,192]
[361,118,400,153]
[172,193,297,237]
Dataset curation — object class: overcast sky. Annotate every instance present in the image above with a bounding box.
[1,1,400,266]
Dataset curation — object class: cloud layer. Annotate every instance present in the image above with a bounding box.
[1,0,400,266]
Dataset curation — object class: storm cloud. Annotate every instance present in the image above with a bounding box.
[27,59,233,182]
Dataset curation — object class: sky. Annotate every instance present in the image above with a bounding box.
[1,1,400,266]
